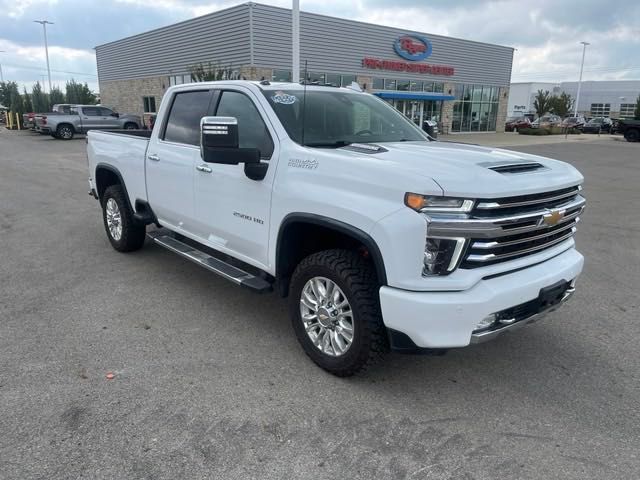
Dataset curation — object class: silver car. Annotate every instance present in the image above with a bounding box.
[41,105,142,140]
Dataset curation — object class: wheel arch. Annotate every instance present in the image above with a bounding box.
[55,122,75,132]
[95,163,132,208]
[276,213,387,297]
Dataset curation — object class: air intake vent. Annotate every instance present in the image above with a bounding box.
[488,162,546,174]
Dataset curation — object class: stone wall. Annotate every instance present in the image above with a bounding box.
[239,66,273,81]
[496,86,510,133]
[99,76,168,127]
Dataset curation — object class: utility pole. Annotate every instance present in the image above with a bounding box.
[292,0,300,83]
[574,41,589,117]
[34,20,54,93]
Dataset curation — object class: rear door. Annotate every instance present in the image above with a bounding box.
[192,88,277,268]
[146,89,214,232]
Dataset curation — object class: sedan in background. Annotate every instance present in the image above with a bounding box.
[562,116,586,129]
[505,116,532,132]
[582,117,613,134]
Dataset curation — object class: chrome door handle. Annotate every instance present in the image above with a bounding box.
[196,164,212,173]
[148,154,160,162]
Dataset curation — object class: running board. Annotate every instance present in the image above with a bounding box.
[147,229,272,293]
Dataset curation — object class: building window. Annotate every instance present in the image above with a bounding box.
[619,103,635,118]
[433,83,444,93]
[451,83,500,133]
[324,73,340,86]
[143,96,156,113]
[169,74,192,86]
[384,79,397,90]
[590,103,611,117]
[272,70,291,82]
[340,75,357,87]
[307,72,325,84]
[409,81,423,91]
[397,80,410,91]
[372,78,384,90]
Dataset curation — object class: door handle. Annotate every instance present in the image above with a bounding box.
[196,164,213,173]
[148,154,160,162]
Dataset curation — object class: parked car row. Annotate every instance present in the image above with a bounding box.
[505,114,631,135]
[21,103,142,140]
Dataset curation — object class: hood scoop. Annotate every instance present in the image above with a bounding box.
[482,161,547,174]
[342,143,388,154]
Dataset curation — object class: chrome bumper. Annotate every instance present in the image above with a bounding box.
[470,283,575,344]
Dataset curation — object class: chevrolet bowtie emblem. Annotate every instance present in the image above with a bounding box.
[542,209,564,226]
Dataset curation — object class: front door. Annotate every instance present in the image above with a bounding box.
[98,107,121,129]
[79,106,101,132]
[146,89,214,232]
[192,88,277,269]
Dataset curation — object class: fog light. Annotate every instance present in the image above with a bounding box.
[474,314,496,332]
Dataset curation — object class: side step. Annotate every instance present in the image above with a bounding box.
[147,229,273,294]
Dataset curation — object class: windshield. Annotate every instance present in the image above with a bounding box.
[262,89,428,147]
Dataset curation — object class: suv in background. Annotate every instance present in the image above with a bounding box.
[582,117,613,134]
[505,116,532,132]
[561,116,586,130]
[531,114,562,128]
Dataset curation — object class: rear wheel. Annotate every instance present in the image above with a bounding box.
[289,249,388,376]
[124,122,138,130]
[56,124,74,140]
[101,185,146,252]
[624,128,639,142]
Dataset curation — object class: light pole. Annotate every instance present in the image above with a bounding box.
[573,41,589,117]
[292,0,300,83]
[0,50,5,83]
[34,20,54,93]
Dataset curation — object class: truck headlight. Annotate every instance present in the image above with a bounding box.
[423,237,467,276]
[405,193,474,213]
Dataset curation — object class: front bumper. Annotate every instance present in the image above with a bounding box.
[379,248,583,349]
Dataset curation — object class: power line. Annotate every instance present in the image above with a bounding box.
[2,62,97,77]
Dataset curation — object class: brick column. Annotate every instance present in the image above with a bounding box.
[356,75,373,92]
[496,86,510,133]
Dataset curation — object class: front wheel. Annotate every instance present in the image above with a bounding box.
[101,185,146,252]
[124,122,138,130]
[289,249,388,376]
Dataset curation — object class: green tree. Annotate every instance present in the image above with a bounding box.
[31,82,50,112]
[49,86,65,106]
[23,87,34,113]
[65,79,96,104]
[188,62,237,81]
[549,92,574,117]
[0,81,11,107]
[533,90,552,118]
[634,94,640,120]
[10,85,25,118]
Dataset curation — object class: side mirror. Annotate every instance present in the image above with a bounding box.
[200,116,261,166]
[111,112,119,118]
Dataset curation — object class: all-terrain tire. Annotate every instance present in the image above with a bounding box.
[289,249,388,376]
[101,185,146,252]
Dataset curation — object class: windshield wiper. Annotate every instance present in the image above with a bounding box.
[303,140,352,148]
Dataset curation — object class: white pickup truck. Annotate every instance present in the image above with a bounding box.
[87,80,585,376]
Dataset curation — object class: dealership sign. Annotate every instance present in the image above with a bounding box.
[362,34,455,76]
[394,35,432,61]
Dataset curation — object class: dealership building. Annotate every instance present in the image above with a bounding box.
[96,2,514,133]
[508,80,640,119]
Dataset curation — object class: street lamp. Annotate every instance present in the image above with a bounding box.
[34,20,54,93]
[574,41,589,117]
[0,50,5,83]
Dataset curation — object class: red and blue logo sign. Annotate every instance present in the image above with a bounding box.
[394,34,432,61]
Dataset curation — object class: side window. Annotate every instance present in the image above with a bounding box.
[216,91,274,158]
[83,107,100,116]
[163,90,212,146]
[99,107,114,116]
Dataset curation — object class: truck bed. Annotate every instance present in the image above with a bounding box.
[87,130,150,207]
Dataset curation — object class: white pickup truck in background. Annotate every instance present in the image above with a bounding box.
[87,80,585,376]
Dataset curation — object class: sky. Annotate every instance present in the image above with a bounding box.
[1,0,639,93]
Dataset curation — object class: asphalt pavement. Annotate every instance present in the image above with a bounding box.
[0,129,638,479]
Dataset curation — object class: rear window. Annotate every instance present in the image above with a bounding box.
[163,90,212,146]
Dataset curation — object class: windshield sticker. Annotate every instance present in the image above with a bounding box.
[272,92,297,105]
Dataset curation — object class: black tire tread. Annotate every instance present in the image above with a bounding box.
[102,185,146,252]
[290,249,388,377]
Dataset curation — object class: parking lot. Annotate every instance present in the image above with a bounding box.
[1,129,639,479]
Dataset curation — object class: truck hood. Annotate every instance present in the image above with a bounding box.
[364,141,583,198]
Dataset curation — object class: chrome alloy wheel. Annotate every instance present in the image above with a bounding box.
[59,126,73,139]
[105,198,123,241]
[300,277,354,357]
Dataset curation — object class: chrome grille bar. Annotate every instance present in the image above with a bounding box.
[475,186,581,210]
[465,228,576,263]
[471,220,578,249]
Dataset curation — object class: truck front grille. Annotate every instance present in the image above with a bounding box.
[427,185,585,270]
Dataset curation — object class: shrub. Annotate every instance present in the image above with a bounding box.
[518,128,551,135]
